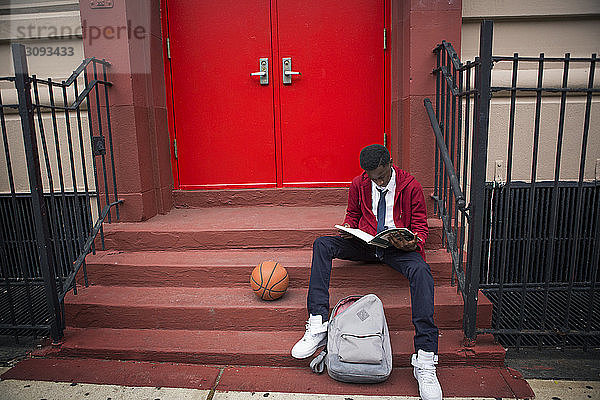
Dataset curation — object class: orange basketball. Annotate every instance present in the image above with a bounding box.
[250,261,289,300]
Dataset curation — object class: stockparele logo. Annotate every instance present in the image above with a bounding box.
[16,19,146,45]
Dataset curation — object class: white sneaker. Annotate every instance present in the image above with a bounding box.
[291,314,328,359]
[411,349,443,400]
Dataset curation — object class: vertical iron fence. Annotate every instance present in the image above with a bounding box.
[0,44,121,342]
[425,20,494,343]
[426,20,600,349]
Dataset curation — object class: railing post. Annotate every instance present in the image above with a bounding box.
[463,20,493,343]
[12,43,64,343]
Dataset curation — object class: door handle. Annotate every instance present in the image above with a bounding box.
[251,58,269,85]
[282,57,301,84]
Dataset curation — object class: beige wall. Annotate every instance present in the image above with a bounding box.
[461,0,600,183]
[0,1,84,76]
[0,110,96,192]
[0,0,91,195]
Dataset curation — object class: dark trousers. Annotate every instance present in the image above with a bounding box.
[307,236,439,354]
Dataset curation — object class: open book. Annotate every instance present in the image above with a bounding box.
[335,225,419,248]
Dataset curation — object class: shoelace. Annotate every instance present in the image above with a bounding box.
[416,366,437,385]
[302,320,326,340]
[302,321,318,340]
[301,322,311,340]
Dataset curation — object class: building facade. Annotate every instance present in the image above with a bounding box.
[1,0,598,217]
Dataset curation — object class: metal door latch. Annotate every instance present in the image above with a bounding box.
[250,58,269,85]
[282,57,301,84]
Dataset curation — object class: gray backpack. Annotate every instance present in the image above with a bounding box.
[310,294,393,383]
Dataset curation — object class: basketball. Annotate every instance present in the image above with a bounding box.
[250,261,289,300]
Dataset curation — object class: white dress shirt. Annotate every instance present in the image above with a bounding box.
[371,167,397,230]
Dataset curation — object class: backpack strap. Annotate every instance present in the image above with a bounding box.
[310,349,327,374]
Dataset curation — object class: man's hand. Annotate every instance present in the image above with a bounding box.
[338,223,354,239]
[388,233,419,251]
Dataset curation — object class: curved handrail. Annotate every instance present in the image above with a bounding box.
[423,98,466,211]
[64,58,111,86]
[59,199,123,303]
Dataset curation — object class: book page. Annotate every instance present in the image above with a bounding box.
[334,225,375,243]
[373,227,415,242]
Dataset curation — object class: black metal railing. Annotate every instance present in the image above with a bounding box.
[426,20,600,349]
[424,97,468,291]
[0,44,121,342]
[425,20,493,342]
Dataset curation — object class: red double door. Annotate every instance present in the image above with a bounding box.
[166,0,387,189]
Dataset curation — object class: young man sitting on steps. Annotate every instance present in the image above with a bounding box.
[291,144,442,400]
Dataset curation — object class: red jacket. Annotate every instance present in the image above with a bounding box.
[343,165,429,259]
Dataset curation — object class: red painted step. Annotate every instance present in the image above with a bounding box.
[39,327,505,368]
[174,187,349,207]
[174,187,437,216]
[1,358,533,398]
[216,364,532,398]
[82,248,452,288]
[1,357,219,390]
[64,285,493,331]
[101,206,444,251]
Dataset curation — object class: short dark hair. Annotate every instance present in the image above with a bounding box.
[359,144,390,171]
